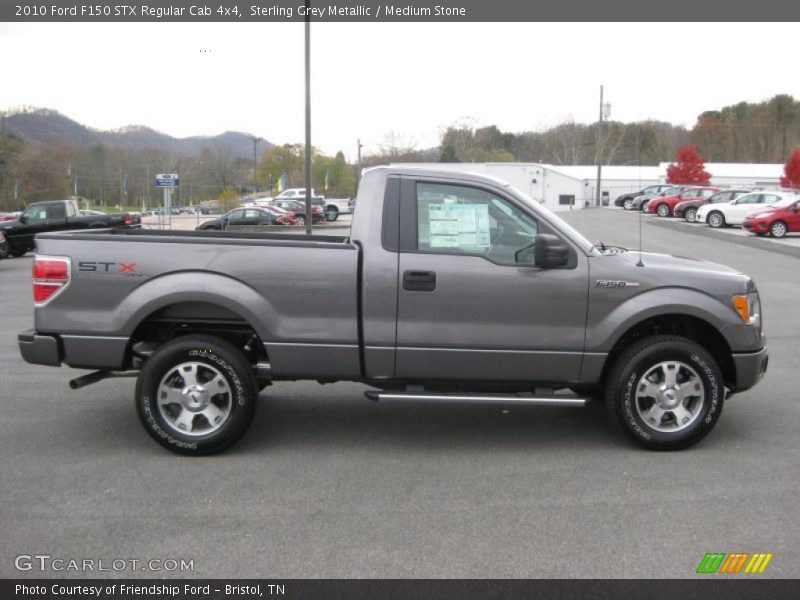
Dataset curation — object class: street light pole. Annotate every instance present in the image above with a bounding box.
[303,3,313,235]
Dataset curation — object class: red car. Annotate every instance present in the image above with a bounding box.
[742,194,800,237]
[646,187,721,217]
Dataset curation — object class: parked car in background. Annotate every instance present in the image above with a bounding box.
[269,199,325,225]
[645,186,721,217]
[615,184,674,209]
[628,185,688,211]
[0,199,140,257]
[675,189,751,223]
[696,191,787,229]
[196,207,294,230]
[0,211,21,222]
[274,188,318,201]
[743,194,800,237]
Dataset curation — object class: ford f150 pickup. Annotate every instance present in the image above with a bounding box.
[0,199,140,258]
[18,167,768,454]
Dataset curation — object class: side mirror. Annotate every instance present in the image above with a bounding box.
[19,215,28,224]
[534,234,569,268]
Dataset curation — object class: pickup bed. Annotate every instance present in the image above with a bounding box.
[19,167,768,454]
[0,198,140,257]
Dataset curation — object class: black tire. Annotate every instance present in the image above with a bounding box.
[770,220,788,238]
[0,244,8,259]
[707,211,726,228]
[325,206,339,222]
[605,335,724,451]
[296,214,306,226]
[684,207,697,223]
[623,199,634,210]
[135,335,257,455]
[656,203,670,217]
[10,246,29,258]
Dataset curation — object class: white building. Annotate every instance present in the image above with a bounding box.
[394,161,787,212]
[395,162,660,212]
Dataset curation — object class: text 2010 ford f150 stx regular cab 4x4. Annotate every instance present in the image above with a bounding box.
[18,167,768,454]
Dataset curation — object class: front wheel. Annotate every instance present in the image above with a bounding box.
[325,206,339,221]
[605,335,724,450]
[135,335,257,455]
[656,203,670,217]
[770,220,787,238]
[623,199,634,210]
[295,214,306,226]
[684,207,697,223]
[707,211,726,228]
[10,246,29,258]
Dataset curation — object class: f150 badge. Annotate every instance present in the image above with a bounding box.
[596,280,640,288]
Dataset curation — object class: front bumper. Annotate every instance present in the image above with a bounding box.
[731,344,769,393]
[742,220,768,233]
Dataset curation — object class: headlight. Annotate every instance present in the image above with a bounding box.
[732,292,761,329]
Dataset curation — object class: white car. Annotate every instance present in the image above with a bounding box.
[696,191,791,228]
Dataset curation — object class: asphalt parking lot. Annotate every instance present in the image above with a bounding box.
[1,208,798,579]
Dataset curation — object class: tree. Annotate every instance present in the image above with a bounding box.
[780,147,800,189]
[666,145,711,185]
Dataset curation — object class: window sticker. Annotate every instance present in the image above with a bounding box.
[428,203,490,249]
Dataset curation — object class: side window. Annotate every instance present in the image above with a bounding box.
[737,194,759,205]
[49,203,66,219]
[65,202,77,218]
[761,194,780,204]
[700,189,715,198]
[682,190,700,198]
[227,209,245,221]
[415,182,538,265]
[730,191,747,201]
[23,206,48,221]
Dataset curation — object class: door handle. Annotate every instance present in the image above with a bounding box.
[403,270,436,292]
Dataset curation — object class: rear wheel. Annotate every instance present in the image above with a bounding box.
[684,207,697,223]
[770,220,787,238]
[135,335,257,455]
[325,206,339,221]
[656,203,670,217]
[605,335,724,450]
[296,214,306,226]
[707,211,726,228]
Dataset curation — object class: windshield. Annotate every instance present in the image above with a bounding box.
[507,184,594,253]
[771,196,798,209]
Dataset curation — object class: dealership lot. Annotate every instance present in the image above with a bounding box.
[1,208,798,579]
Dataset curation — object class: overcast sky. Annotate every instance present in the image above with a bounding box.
[1,22,799,159]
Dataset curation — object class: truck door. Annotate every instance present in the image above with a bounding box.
[15,204,50,249]
[394,178,589,383]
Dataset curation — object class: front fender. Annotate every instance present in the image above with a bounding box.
[586,287,760,353]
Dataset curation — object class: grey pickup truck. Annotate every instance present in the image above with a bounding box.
[18,167,768,454]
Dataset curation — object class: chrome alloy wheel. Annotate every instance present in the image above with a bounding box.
[157,362,233,436]
[634,361,705,433]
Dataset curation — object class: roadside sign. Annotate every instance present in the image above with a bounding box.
[155,173,180,188]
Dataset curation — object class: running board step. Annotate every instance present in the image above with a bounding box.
[364,391,587,407]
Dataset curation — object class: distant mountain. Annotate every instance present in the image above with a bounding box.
[3,108,273,159]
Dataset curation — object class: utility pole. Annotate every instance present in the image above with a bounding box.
[595,85,611,207]
[303,1,312,235]
[595,85,603,207]
[1,113,6,210]
[251,135,261,202]
[355,138,363,196]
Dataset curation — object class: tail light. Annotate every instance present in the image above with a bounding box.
[123,214,133,226]
[33,255,71,306]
